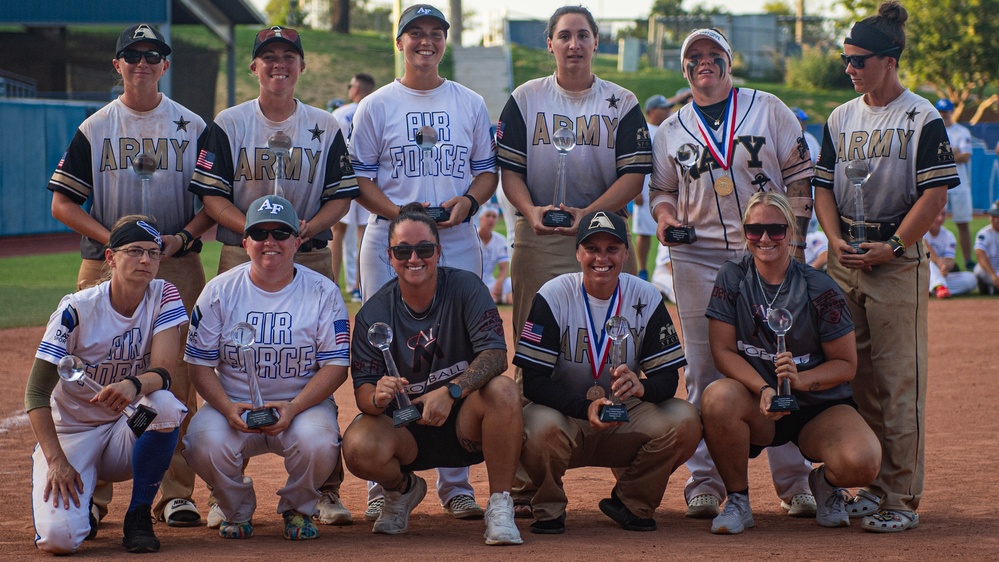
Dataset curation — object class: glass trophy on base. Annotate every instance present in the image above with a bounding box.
[664,143,699,244]
[542,127,575,228]
[415,126,449,222]
[231,322,278,428]
[598,315,631,423]
[57,355,157,437]
[844,159,871,254]
[132,153,156,217]
[267,131,293,197]
[368,322,422,427]
[766,307,799,412]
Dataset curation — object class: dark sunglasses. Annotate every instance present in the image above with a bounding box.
[744,223,788,241]
[389,243,438,260]
[256,26,300,43]
[245,228,294,241]
[120,49,164,65]
[840,49,893,69]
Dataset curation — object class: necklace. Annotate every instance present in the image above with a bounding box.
[754,260,788,317]
[695,103,726,127]
[401,291,437,321]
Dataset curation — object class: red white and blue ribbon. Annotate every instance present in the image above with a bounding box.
[581,281,622,383]
[693,88,738,171]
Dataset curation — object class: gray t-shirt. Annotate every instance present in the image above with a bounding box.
[706,254,854,406]
[351,267,506,412]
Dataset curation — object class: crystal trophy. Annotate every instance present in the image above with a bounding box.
[542,127,576,228]
[844,159,871,254]
[268,131,293,197]
[132,153,156,216]
[664,143,699,244]
[415,126,449,222]
[766,307,799,412]
[368,322,422,427]
[57,355,157,437]
[231,322,278,428]
[598,315,631,423]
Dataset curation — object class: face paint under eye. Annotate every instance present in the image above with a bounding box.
[686,60,697,78]
[714,57,727,78]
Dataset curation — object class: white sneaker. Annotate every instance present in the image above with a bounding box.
[372,474,426,535]
[686,493,720,518]
[483,492,523,546]
[711,493,754,534]
[809,467,849,528]
[206,504,224,529]
[316,491,353,525]
[781,493,817,517]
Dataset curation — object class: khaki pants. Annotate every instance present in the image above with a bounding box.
[78,253,206,517]
[827,240,928,512]
[520,398,701,520]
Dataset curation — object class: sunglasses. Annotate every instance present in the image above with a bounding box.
[245,228,294,241]
[744,223,788,241]
[120,49,163,65]
[257,26,300,43]
[115,247,163,260]
[839,49,894,69]
[389,243,438,260]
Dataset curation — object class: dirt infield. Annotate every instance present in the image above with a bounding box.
[1,300,997,560]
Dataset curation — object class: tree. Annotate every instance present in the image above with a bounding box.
[763,0,793,16]
[837,0,999,123]
[651,0,686,17]
[331,0,350,33]
[266,0,308,27]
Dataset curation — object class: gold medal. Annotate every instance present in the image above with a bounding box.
[586,384,606,401]
[714,175,734,196]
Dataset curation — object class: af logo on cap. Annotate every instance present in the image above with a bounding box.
[417,6,432,15]
[258,198,284,214]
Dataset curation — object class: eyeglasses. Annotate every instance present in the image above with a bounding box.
[245,228,294,241]
[389,243,438,260]
[840,49,893,69]
[256,26,300,43]
[119,50,164,65]
[115,247,163,260]
[744,223,788,241]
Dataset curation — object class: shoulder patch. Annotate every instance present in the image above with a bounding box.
[191,305,202,328]
[61,305,79,333]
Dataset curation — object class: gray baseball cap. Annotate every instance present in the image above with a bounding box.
[245,195,299,234]
[577,210,629,248]
[397,4,449,38]
[987,200,999,217]
[645,95,669,112]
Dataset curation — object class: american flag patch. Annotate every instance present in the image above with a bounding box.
[521,321,543,343]
[196,149,215,170]
[334,319,350,345]
[495,121,504,141]
[58,152,66,169]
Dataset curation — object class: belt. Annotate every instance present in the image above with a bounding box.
[298,239,328,252]
[839,215,904,243]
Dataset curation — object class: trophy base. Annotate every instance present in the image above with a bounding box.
[127,404,158,437]
[767,395,800,412]
[664,226,697,244]
[393,404,423,428]
[246,407,279,429]
[426,207,451,222]
[848,241,868,254]
[542,210,574,228]
[598,404,630,423]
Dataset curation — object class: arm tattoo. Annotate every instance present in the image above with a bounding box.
[455,348,507,395]
[808,381,821,392]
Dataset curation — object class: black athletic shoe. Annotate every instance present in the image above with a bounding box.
[86,499,98,540]
[598,490,656,532]
[123,505,160,553]
[530,513,566,534]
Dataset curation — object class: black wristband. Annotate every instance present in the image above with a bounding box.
[463,194,479,217]
[123,375,142,395]
[178,229,194,251]
[760,384,775,396]
[144,367,171,392]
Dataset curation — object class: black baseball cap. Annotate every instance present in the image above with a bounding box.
[577,210,629,248]
[397,4,450,38]
[252,26,304,59]
[116,24,172,58]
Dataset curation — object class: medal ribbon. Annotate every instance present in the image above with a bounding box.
[693,88,738,171]
[581,281,622,383]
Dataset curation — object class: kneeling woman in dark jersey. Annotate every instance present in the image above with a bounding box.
[702,191,880,534]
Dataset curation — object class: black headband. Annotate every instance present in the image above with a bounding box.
[844,21,902,58]
[109,220,162,249]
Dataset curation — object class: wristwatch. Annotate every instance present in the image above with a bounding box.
[446,382,462,401]
[888,235,905,258]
